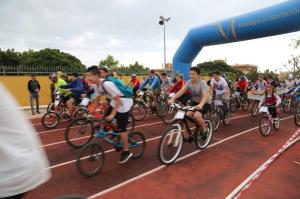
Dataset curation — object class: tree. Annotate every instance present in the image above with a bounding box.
[0,49,21,66]
[247,70,258,82]
[284,37,300,76]
[263,69,278,81]
[99,55,119,69]
[197,60,242,81]
[116,61,149,75]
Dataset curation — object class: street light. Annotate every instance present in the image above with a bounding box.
[159,16,171,73]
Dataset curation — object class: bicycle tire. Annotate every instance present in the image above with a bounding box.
[195,120,213,149]
[41,111,60,129]
[131,102,147,121]
[294,109,300,126]
[76,141,105,177]
[65,118,95,149]
[251,101,259,117]
[158,125,183,165]
[129,131,146,159]
[259,117,271,136]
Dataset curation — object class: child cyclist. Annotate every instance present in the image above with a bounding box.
[85,66,134,164]
[258,85,281,122]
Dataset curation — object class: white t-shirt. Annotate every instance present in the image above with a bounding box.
[96,79,133,113]
[0,83,51,198]
[286,80,295,88]
[210,77,228,95]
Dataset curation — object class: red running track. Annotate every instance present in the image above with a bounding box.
[24,109,299,199]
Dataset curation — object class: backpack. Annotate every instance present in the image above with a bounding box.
[155,74,162,84]
[102,76,133,98]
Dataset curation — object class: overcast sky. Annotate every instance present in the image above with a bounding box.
[0,0,299,72]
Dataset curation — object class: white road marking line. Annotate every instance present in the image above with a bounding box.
[87,115,293,199]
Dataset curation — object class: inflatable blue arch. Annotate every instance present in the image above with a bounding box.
[173,0,300,79]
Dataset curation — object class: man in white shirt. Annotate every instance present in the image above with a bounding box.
[210,71,231,113]
[0,83,50,199]
[85,66,134,164]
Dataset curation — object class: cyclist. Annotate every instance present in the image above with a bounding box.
[168,73,191,105]
[236,75,249,98]
[210,71,231,113]
[138,69,161,105]
[49,73,73,112]
[86,66,134,164]
[169,67,211,142]
[161,72,173,92]
[128,74,140,97]
[258,85,281,122]
[253,73,268,93]
[60,72,85,117]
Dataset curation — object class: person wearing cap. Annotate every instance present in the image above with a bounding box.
[128,73,140,96]
[59,72,84,117]
[49,73,72,112]
[138,69,161,104]
[27,74,41,115]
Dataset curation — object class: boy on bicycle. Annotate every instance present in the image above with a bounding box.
[168,67,211,142]
[85,66,134,164]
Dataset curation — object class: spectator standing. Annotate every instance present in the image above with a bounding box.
[27,74,41,115]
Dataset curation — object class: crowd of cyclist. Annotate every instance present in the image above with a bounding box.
[47,66,300,163]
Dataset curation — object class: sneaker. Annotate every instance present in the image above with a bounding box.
[119,151,133,164]
[36,111,41,114]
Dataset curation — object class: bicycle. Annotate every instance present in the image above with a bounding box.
[65,113,135,149]
[131,90,167,121]
[157,103,213,165]
[76,128,146,177]
[209,97,230,132]
[258,105,280,136]
[42,90,70,129]
[230,91,249,113]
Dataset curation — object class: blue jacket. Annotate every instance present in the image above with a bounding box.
[139,75,161,90]
[60,77,84,98]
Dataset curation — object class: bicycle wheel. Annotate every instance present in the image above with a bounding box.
[230,98,237,113]
[156,99,168,117]
[282,99,291,113]
[195,120,213,149]
[222,109,230,126]
[73,107,88,122]
[251,101,259,117]
[76,142,105,177]
[294,109,300,126]
[242,99,249,111]
[273,119,280,131]
[41,111,60,129]
[259,117,271,136]
[65,118,95,149]
[131,102,147,121]
[160,105,176,124]
[129,131,146,159]
[158,125,183,165]
[209,109,220,132]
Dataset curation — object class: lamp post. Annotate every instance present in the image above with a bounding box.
[159,16,170,73]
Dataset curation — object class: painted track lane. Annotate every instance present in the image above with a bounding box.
[24,111,292,198]
[91,115,298,199]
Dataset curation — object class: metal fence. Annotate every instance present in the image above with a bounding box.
[0,65,85,76]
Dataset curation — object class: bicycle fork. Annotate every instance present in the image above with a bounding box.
[168,123,182,148]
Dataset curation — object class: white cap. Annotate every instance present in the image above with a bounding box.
[288,74,293,79]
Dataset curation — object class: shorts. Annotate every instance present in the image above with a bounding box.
[105,106,130,133]
[190,101,212,115]
[61,95,72,104]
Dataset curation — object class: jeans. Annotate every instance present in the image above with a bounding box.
[30,92,39,114]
